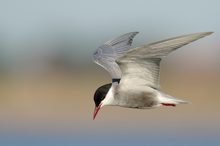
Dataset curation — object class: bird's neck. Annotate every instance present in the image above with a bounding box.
[101,83,118,107]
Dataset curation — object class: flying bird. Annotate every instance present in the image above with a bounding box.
[92,31,212,120]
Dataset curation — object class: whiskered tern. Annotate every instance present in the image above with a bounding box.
[92,31,212,120]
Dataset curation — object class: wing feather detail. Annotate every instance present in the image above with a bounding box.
[117,32,213,88]
[93,32,139,79]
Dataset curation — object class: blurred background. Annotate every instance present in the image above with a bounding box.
[0,0,220,145]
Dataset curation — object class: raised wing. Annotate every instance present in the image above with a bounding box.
[93,32,139,79]
[118,58,161,89]
[117,32,213,89]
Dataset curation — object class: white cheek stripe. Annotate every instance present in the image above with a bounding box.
[101,86,115,106]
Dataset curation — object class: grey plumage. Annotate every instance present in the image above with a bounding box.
[93,32,139,79]
[93,31,213,110]
[116,32,213,91]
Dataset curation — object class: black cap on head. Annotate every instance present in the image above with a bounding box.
[94,83,111,107]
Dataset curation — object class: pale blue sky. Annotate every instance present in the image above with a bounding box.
[1,0,219,42]
[0,0,219,67]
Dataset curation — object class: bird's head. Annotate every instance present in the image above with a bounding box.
[93,83,111,120]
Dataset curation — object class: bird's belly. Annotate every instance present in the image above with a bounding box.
[115,89,159,108]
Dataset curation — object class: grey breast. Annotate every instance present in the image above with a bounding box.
[114,85,159,108]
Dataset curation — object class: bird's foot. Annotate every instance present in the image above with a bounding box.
[161,103,176,107]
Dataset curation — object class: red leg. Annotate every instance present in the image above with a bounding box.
[162,103,176,107]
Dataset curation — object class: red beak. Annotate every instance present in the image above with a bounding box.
[93,104,101,120]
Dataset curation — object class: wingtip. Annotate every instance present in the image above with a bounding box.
[127,31,139,36]
[196,31,214,37]
[201,31,214,35]
[185,31,214,40]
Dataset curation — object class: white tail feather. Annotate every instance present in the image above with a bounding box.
[159,92,189,105]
